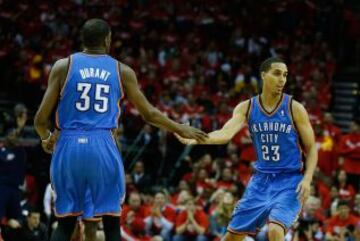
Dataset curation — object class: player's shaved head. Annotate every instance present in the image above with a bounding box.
[259,57,286,75]
[81,18,110,48]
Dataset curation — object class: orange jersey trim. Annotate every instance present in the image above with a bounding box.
[246,98,253,122]
[82,217,102,222]
[94,212,121,217]
[227,227,257,236]
[54,210,83,218]
[257,94,285,117]
[116,62,125,125]
[60,56,72,97]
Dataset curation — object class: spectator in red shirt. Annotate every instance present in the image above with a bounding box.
[216,168,236,193]
[325,200,360,240]
[335,170,356,202]
[121,192,152,241]
[144,191,176,241]
[173,197,209,241]
[338,121,360,190]
[314,121,338,177]
[323,112,342,144]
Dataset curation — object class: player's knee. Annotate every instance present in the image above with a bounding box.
[222,232,246,241]
[268,223,285,239]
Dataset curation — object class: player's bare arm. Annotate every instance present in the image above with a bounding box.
[34,58,68,153]
[292,100,318,202]
[176,100,249,145]
[120,63,208,142]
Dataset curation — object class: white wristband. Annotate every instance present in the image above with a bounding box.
[41,132,52,142]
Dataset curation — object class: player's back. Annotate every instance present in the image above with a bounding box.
[56,52,123,130]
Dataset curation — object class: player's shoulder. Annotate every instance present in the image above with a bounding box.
[290,98,309,122]
[53,57,70,71]
[233,99,252,115]
[290,98,307,113]
[50,57,70,78]
[117,62,136,80]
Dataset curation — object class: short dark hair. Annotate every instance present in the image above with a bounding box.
[337,200,350,208]
[259,57,285,76]
[81,18,110,48]
[26,206,41,217]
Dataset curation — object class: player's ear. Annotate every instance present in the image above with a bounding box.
[261,71,266,81]
[105,32,111,49]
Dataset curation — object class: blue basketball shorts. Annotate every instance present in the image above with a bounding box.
[50,130,126,218]
[228,171,303,235]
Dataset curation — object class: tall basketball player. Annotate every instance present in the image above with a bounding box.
[34,18,207,241]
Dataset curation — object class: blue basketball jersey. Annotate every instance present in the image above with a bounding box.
[56,52,123,130]
[248,94,302,173]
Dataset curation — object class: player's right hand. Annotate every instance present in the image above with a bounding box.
[176,124,208,143]
[41,129,60,154]
[174,133,196,145]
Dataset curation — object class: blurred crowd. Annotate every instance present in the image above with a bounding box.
[1,0,360,241]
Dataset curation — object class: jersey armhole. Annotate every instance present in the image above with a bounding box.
[117,62,125,100]
[245,98,252,122]
[289,96,299,132]
[60,56,72,97]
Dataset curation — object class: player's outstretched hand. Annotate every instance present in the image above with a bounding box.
[175,125,208,144]
[41,129,60,154]
[296,178,311,203]
[174,133,196,145]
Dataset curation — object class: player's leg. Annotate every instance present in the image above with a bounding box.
[50,134,87,218]
[51,216,77,241]
[268,173,302,241]
[86,132,124,241]
[225,173,270,240]
[102,215,121,241]
[221,232,246,241]
[83,221,98,241]
[82,187,102,241]
[50,134,88,241]
[268,222,285,241]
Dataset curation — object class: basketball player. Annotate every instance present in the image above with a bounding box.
[34,18,207,241]
[176,57,318,241]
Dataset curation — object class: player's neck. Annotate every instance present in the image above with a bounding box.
[260,92,282,108]
[83,47,107,55]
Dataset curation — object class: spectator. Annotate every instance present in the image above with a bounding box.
[354,194,360,216]
[121,192,157,241]
[3,103,28,136]
[144,191,176,241]
[0,129,26,239]
[19,208,47,241]
[335,170,356,202]
[173,197,209,241]
[325,200,360,240]
[209,192,235,241]
[216,168,237,193]
[338,121,360,191]
[131,161,152,193]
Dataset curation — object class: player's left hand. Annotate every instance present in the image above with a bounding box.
[296,178,311,203]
